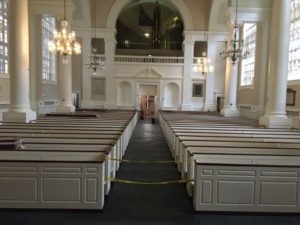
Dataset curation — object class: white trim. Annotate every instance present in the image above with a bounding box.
[239,84,254,90]
[183,30,227,42]
[228,7,272,23]
[0,74,9,79]
[75,27,116,39]
[42,80,57,85]
[288,80,300,85]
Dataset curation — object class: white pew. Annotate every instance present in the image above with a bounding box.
[179,140,300,176]
[194,155,300,213]
[0,151,106,210]
[186,147,300,196]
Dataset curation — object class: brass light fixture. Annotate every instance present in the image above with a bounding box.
[48,0,81,64]
[86,0,104,75]
[193,52,213,75]
[219,0,249,64]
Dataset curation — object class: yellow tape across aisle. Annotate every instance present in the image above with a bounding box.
[109,158,176,164]
[108,178,194,185]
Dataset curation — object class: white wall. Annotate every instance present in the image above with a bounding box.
[164,82,180,109]
[117,81,134,107]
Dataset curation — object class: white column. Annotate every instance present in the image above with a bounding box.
[29,15,44,114]
[104,35,117,109]
[29,14,38,111]
[256,20,270,116]
[203,41,217,111]
[3,0,36,123]
[259,0,291,128]
[80,34,92,108]
[181,33,194,111]
[221,24,239,116]
[56,57,75,112]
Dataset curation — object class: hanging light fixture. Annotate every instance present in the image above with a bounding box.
[85,0,104,75]
[48,0,81,64]
[219,0,249,65]
[193,52,213,75]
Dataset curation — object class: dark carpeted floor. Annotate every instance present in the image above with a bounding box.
[0,119,300,225]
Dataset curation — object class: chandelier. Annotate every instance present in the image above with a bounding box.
[219,0,249,64]
[48,0,81,64]
[86,48,105,75]
[85,0,105,74]
[193,52,214,75]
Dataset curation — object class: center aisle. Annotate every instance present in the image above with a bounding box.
[99,120,300,225]
[100,119,195,224]
[1,119,300,225]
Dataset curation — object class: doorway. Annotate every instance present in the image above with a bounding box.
[140,95,156,120]
[138,84,159,121]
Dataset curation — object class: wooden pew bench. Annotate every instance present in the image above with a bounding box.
[170,129,300,162]
[0,151,106,210]
[186,147,300,197]
[19,143,115,195]
[168,128,300,154]
[194,155,300,213]
[0,131,124,169]
[0,111,138,194]
[0,127,126,158]
[0,133,122,190]
[173,132,300,158]
[179,139,300,175]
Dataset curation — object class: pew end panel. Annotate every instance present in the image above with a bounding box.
[0,153,106,210]
[194,157,300,213]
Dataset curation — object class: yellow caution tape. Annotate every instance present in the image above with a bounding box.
[109,158,176,164]
[108,178,194,185]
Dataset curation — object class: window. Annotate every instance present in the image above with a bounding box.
[0,0,8,75]
[240,23,257,86]
[288,0,300,81]
[42,16,56,81]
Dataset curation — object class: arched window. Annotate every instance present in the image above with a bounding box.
[240,23,257,86]
[42,16,56,81]
[0,0,8,75]
[288,0,300,81]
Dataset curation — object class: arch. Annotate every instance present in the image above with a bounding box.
[164,82,180,107]
[209,0,228,31]
[117,81,134,106]
[106,0,193,30]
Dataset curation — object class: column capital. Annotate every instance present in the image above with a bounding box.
[183,40,194,46]
[105,38,117,45]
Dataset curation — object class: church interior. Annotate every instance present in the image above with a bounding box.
[0,0,300,224]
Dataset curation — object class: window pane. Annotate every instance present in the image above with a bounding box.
[0,0,8,75]
[288,0,300,81]
[42,16,56,81]
[241,23,257,86]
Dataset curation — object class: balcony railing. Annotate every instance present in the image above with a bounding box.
[114,55,184,64]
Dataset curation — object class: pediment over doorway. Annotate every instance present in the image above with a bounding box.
[136,67,163,79]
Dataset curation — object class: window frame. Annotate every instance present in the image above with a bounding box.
[0,0,8,76]
[240,22,257,88]
[41,15,57,82]
[288,0,300,81]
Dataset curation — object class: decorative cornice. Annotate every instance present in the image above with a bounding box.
[226,7,272,22]
[184,30,227,42]
[75,27,116,38]
[136,67,163,79]
[114,75,182,80]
